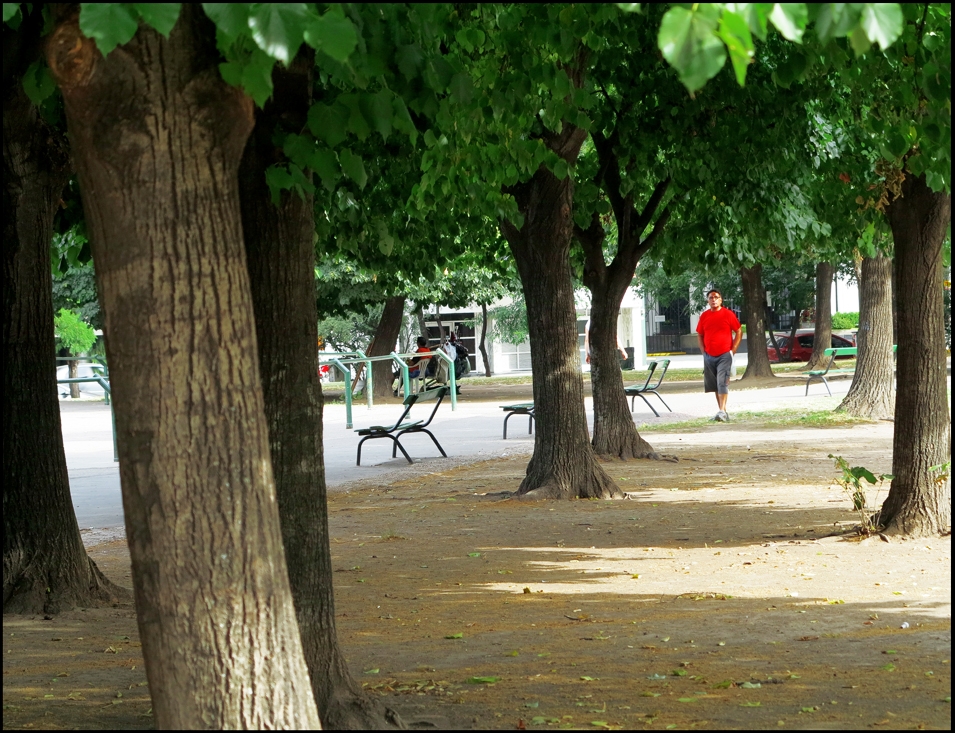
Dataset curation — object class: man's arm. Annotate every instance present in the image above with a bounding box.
[697,332,705,354]
[731,327,742,354]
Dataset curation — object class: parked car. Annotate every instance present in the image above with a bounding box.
[766,331,855,363]
[56,363,108,398]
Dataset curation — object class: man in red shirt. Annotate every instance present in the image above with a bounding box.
[695,289,742,421]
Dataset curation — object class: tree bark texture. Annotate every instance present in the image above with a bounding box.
[3,9,121,614]
[838,256,894,419]
[500,124,621,499]
[879,174,951,536]
[804,262,834,370]
[48,8,321,728]
[480,303,491,377]
[739,264,775,379]
[239,55,400,730]
[367,295,406,399]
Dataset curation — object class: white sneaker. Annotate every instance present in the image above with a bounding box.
[715,410,728,422]
[721,410,730,421]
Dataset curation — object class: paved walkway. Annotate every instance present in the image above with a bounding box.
[62,369,873,545]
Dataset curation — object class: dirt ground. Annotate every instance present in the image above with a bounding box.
[3,415,951,730]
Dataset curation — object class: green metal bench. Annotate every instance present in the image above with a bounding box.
[806,345,895,396]
[624,359,672,417]
[356,387,449,465]
[501,402,535,439]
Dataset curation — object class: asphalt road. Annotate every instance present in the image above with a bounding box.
[60,366,881,545]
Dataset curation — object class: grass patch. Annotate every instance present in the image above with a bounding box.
[636,407,875,432]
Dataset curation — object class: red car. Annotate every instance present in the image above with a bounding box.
[766,331,855,362]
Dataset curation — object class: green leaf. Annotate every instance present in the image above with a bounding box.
[849,26,871,55]
[201,3,248,42]
[466,676,500,684]
[240,50,275,107]
[309,147,340,191]
[552,159,570,180]
[657,4,727,94]
[391,96,418,144]
[468,552,481,557]
[362,668,379,674]
[860,3,903,49]
[339,149,367,189]
[717,10,754,86]
[131,4,180,37]
[363,90,394,142]
[305,11,358,63]
[22,60,57,106]
[308,102,349,148]
[768,3,807,43]
[79,3,140,56]
[740,701,761,707]
[247,3,309,65]
[339,94,371,140]
[377,222,395,256]
[3,4,20,23]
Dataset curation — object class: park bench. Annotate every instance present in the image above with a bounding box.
[805,346,896,396]
[501,402,535,439]
[356,386,449,465]
[624,359,672,417]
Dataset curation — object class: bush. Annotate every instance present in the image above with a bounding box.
[831,312,859,330]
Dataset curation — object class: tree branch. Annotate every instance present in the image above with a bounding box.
[634,176,672,235]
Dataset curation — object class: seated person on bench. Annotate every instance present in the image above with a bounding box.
[393,336,432,395]
[408,336,431,379]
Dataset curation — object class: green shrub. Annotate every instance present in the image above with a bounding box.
[54,308,96,355]
[831,311,859,330]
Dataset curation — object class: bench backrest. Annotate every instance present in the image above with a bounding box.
[404,386,448,407]
[824,345,896,358]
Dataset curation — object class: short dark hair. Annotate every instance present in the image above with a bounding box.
[706,289,722,299]
[416,336,428,347]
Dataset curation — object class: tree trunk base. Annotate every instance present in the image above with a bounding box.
[592,434,660,462]
[877,480,951,538]
[516,455,624,500]
[4,554,129,615]
[837,392,894,421]
[322,688,406,730]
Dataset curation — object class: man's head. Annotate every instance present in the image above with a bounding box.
[706,289,723,310]
[416,336,428,348]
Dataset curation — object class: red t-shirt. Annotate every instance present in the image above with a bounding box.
[696,307,741,357]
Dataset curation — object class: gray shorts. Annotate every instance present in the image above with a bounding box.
[703,351,733,394]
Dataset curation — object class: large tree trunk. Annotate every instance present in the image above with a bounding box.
[805,262,834,370]
[500,127,621,499]
[48,8,320,728]
[239,54,400,730]
[480,302,491,377]
[367,295,406,399]
[879,174,951,536]
[838,256,894,419]
[3,9,121,614]
[739,264,775,380]
[577,213,659,461]
[588,291,658,460]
